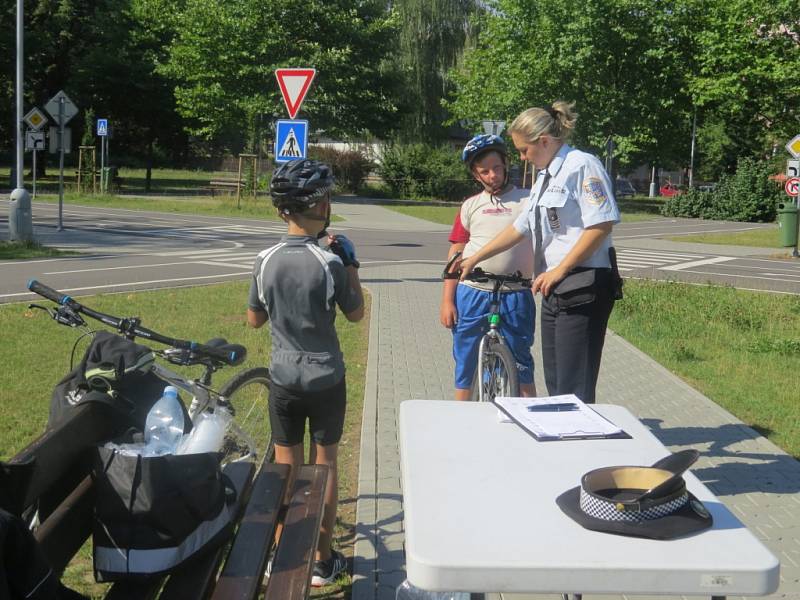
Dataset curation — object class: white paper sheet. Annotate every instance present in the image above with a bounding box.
[494,394,624,440]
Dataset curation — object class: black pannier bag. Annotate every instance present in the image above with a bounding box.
[91,447,235,581]
[49,331,191,436]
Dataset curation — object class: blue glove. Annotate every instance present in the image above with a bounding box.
[328,234,360,268]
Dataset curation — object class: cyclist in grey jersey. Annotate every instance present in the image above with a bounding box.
[249,237,359,391]
[247,159,363,587]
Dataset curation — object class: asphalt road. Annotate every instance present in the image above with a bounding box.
[1,200,799,303]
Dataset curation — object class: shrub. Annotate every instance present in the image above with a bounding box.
[662,158,781,222]
[377,143,476,201]
[308,146,374,193]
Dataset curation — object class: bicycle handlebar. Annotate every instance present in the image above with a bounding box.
[441,252,532,287]
[27,279,246,366]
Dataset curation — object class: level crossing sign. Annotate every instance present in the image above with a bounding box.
[275,119,308,163]
[97,119,108,137]
[275,68,316,119]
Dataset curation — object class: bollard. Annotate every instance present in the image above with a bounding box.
[9,188,34,242]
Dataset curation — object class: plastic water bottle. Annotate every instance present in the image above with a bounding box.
[395,579,469,600]
[178,408,231,455]
[144,386,184,456]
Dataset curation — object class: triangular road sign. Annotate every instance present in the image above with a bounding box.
[278,128,302,159]
[275,68,316,119]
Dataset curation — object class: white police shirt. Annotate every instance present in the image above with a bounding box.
[513,144,620,271]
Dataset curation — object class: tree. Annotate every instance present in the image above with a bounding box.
[446,0,699,171]
[159,0,402,148]
[689,0,800,163]
[393,0,480,141]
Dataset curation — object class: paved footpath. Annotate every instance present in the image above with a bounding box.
[347,208,800,600]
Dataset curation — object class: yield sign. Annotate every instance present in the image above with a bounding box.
[275,68,316,119]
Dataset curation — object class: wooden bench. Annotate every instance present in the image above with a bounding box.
[208,179,243,196]
[1,401,328,600]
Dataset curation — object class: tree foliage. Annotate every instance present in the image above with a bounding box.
[446,0,698,169]
[158,0,401,147]
[394,0,480,141]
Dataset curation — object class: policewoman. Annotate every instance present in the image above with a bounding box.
[459,101,621,403]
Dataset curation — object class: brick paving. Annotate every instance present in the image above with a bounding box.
[347,208,800,600]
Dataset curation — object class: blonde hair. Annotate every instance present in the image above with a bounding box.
[508,101,577,143]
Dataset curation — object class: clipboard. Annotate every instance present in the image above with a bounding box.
[493,394,630,441]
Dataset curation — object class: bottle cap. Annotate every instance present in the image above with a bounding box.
[164,385,179,398]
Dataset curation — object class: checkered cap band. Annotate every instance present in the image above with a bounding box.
[579,488,689,522]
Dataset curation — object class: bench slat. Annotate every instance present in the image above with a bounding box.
[209,462,290,600]
[106,460,255,600]
[263,465,328,600]
[34,475,94,575]
[7,402,118,514]
[158,460,256,600]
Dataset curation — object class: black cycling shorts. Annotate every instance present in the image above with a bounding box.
[268,377,347,447]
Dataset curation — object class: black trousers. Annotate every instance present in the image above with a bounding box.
[540,268,616,404]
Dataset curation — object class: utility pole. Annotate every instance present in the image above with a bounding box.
[9,0,33,242]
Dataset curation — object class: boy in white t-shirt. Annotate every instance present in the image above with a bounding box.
[440,134,536,400]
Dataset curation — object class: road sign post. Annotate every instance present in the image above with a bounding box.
[45,91,78,231]
[25,130,45,199]
[98,119,108,192]
[10,0,33,242]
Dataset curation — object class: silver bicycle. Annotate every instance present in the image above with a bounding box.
[443,254,531,403]
[27,279,273,464]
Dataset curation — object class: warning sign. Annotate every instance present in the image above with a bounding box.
[275,68,316,119]
[275,119,308,163]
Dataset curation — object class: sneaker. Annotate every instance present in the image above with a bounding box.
[310,549,347,587]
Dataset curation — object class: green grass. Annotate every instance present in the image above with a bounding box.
[610,280,800,457]
[384,196,668,225]
[36,192,283,221]
[0,282,369,598]
[0,240,77,260]
[665,226,782,248]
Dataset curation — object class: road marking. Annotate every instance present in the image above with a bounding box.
[1,271,251,301]
[661,256,736,271]
[617,248,703,259]
[44,261,197,275]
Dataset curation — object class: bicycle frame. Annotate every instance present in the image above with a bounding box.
[476,279,513,403]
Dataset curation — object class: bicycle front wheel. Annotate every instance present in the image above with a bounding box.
[473,338,520,403]
[218,367,274,463]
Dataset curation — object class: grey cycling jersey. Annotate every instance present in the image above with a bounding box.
[248,234,362,391]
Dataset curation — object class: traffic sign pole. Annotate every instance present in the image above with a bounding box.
[57,98,65,231]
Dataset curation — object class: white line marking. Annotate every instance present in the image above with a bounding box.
[662,256,736,271]
[618,258,676,266]
[615,226,769,240]
[0,271,251,301]
[617,249,704,259]
[45,261,201,275]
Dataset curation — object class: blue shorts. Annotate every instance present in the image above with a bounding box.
[452,284,535,389]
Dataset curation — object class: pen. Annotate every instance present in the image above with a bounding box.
[527,403,578,412]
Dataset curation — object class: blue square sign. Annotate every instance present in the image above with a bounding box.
[275,119,308,163]
[97,118,108,137]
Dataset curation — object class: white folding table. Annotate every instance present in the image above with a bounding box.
[399,400,780,598]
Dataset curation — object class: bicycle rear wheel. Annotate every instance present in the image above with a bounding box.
[472,338,519,403]
[218,367,274,463]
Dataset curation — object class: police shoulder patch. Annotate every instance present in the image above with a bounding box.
[582,177,608,206]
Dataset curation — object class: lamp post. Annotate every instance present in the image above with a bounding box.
[9,0,33,242]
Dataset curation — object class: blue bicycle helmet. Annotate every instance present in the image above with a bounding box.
[461,134,507,167]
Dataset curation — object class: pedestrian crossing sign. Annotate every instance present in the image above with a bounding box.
[275,119,308,163]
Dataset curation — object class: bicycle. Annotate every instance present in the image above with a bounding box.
[26,279,273,464]
[442,253,532,403]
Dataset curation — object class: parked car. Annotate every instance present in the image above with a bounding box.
[659,182,684,197]
[615,178,637,198]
